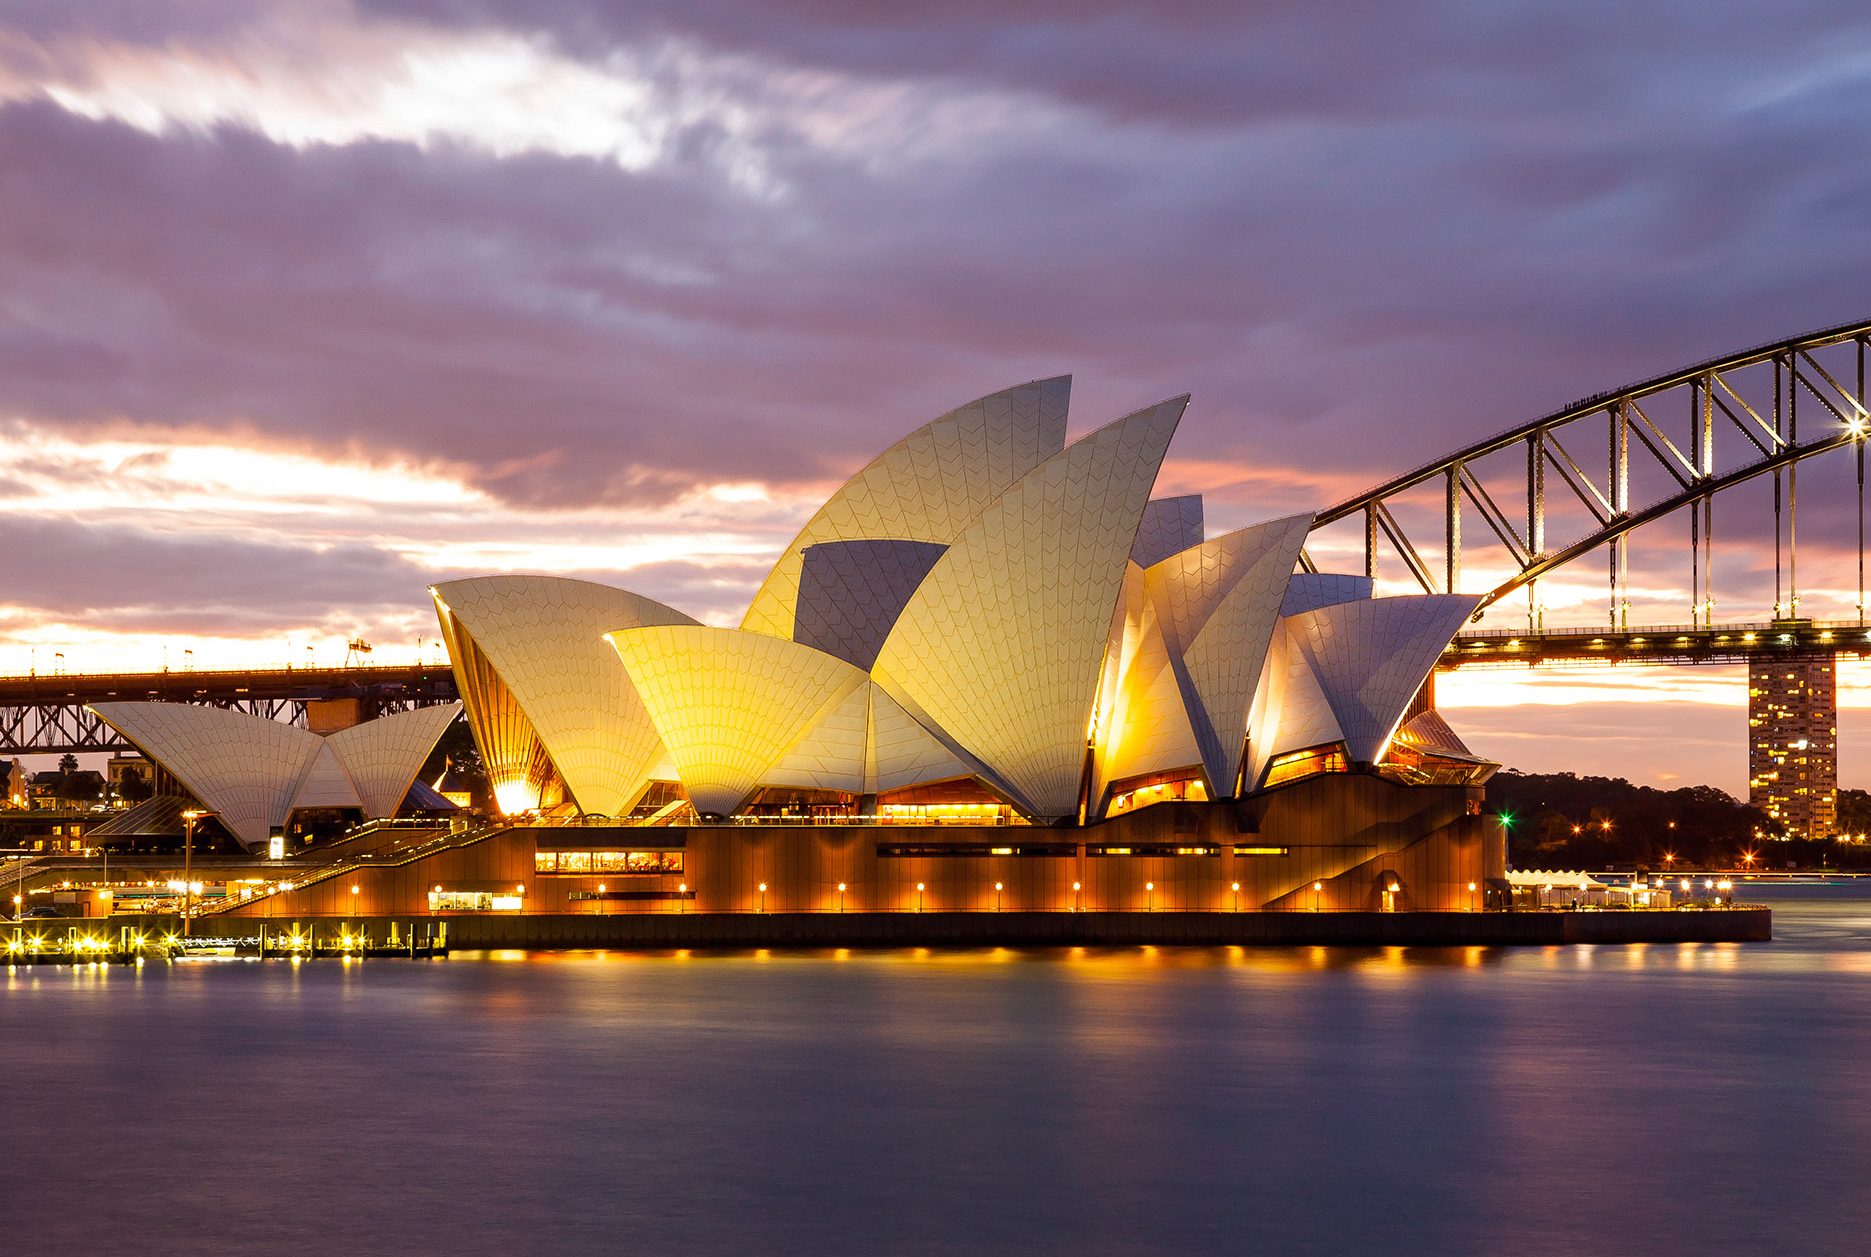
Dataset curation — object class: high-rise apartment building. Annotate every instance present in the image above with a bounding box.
[1747,651,1837,837]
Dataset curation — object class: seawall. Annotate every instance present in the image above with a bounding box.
[119,908,1772,949]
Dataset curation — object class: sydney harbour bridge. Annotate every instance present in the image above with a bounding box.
[5,318,1870,837]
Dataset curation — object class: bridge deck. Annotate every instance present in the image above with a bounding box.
[1441,620,1871,669]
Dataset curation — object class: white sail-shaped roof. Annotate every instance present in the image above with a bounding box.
[871,398,1185,820]
[1148,513,1312,794]
[433,576,697,816]
[741,377,1070,641]
[1245,621,1345,786]
[290,742,363,813]
[326,703,465,817]
[91,703,320,849]
[760,681,871,793]
[867,687,979,794]
[1283,594,1482,763]
[88,702,461,850]
[1089,561,1200,802]
[607,626,869,816]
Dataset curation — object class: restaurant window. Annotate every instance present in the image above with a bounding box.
[535,850,683,874]
[1262,743,1349,788]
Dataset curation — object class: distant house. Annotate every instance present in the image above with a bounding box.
[31,768,105,809]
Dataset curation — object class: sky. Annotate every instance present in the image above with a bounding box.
[3,0,1871,793]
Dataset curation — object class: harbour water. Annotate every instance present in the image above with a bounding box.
[4,885,1869,1256]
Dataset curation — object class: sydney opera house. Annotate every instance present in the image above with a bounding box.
[92,378,1505,919]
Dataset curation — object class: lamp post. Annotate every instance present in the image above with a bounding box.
[1313,881,1323,912]
[837,882,847,913]
[994,881,1003,912]
[916,882,925,913]
[758,882,768,913]
[1231,881,1240,912]
[1073,880,1082,913]
[1468,881,1478,912]
[1146,881,1155,912]
[180,808,210,937]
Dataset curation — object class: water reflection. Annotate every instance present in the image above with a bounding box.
[0,884,1864,1257]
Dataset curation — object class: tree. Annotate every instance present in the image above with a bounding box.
[56,753,78,777]
[56,771,99,804]
[118,766,152,804]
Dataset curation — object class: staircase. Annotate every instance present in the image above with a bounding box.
[204,819,513,915]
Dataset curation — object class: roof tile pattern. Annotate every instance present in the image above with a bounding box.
[433,576,697,816]
[91,703,320,849]
[1284,594,1482,763]
[793,539,948,669]
[761,681,871,793]
[1149,513,1312,793]
[289,743,362,812]
[872,398,1185,820]
[742,377,1070,640]
[87,702,461,849]
[326,703,466,817]
[1280,572,1375,616]
[1130,495,1205,567]
[1246,622,1345,786]
[868,685,979,794]
[608,627,869,816]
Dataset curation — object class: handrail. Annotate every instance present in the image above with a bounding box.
[1454,619,1871,641]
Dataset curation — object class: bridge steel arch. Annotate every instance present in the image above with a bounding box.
[1307,318,1871,629]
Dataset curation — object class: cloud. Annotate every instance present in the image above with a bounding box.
[4,1,1871,786]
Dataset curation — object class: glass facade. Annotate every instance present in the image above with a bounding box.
[534,850,684,874]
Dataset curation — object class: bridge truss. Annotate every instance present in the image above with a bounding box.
[1306,318,1871,630]
[0,664,459,756]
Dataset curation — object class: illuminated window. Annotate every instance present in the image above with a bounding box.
[1105,772,1210,818]
[1263,743,1349,787]
[535,850,683,874]
[427,890,520,912]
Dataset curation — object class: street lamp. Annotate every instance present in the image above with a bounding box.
[994,881,1003,912]
[1072,880,1082,912]
[1145,881,1155,912]
[1468,881,1478,911]
[1231,881,1240,912]
[180,808,212,937]
[916,882,925,913]
[758,882,768,913]
[837,882,847,913]
[1313,881,1323,912]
